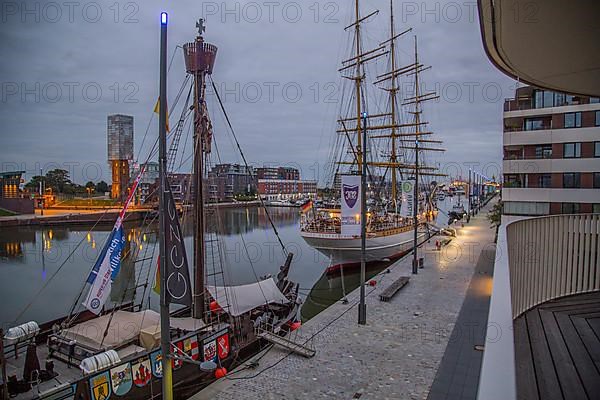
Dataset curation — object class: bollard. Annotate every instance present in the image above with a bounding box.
[419,257,424,268]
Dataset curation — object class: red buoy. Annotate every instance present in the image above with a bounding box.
[289,321,301,331]
[214,367,227,379]
[209,301,221,312]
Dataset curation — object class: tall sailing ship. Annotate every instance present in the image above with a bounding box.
[300,0,445,269]
[1,19,303,400]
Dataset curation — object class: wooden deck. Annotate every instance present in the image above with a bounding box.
[514,291,600,400]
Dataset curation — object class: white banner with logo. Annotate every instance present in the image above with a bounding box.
[400,180,415,218]
[341,175,361,236]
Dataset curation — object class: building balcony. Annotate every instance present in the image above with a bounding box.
[503,158,600,174]
[502,187,600,204]
[478,214,600,400]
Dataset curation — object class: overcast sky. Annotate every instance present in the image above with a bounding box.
[0,0,515,185]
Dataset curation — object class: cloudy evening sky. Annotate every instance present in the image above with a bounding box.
[0,0,514,185]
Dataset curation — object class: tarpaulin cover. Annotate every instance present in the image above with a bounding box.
[206,278,290,317]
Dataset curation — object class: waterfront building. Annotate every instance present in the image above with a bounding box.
[107,114,134,200]
[0,171,34,214]
[477,3,600,399]
[256,166,299,181]
[258,179,317,201]
[503,86,600,215]
[130,161,159,204]
[207,163,256,202]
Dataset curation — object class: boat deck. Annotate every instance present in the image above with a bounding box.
[514,291,600,400]
[4,344,82,400]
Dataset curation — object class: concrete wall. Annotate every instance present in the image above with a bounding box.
[0,197,34,214]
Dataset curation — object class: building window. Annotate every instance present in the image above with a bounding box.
[596,142,600,157]
[503,201,549,216]
[538,174,552,188]
[562,203,580,214]
[595,173,600,189]
[563,173,581,188]
[535,145,552,159]
[524,118,545,131]
[563,143,581,158]
[564,112,582,128]
[594,204,600,213]
[504,174,523,188]
[590,97,600,104]
[596,111,600,126]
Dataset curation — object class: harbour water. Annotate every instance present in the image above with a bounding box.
[0,197,462,329]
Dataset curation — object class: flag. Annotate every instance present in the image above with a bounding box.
[300,200,313,214]
[153,98,170,132]
[161,175,192,306]
[83,168,145,314]
[152,256,160,295]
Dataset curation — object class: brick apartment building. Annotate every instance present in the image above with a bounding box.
[503,86,600,215]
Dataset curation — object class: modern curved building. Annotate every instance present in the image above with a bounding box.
[477,2,600,400]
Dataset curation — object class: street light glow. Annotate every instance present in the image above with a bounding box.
[161,12,168,25]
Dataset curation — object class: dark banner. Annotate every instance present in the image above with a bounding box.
[163,175,192,306]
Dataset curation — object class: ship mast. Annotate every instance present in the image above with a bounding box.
[354,0,363,174]
[183,19,218,319]
[388,0,398,208]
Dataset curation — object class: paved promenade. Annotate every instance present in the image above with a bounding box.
[194,200,498,400]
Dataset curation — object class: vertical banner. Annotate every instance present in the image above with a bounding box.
[162,175,192,306]
[341,175,361,236]
[400,180,415,218]
[83,168,145,314]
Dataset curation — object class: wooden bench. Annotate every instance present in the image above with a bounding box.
[379,276,410,302]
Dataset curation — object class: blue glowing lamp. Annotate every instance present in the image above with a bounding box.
[161,12,168,25]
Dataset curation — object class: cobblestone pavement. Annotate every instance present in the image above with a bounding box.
[194,200,498,400]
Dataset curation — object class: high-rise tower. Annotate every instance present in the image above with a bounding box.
[107,114,134,199]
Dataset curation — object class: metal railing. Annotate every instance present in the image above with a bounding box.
[507,213,600,318]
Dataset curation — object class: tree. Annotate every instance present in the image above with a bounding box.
[25,175,44,192]
[85,181,96,190]
[96,181,109,193]
[487,200,502,229]
[45,169,72,193]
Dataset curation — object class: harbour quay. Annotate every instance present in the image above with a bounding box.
[195,200,498,400]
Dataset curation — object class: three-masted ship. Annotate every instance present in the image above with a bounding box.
[1,19,301,400]
[300,0,445,270]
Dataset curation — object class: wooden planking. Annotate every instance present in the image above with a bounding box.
[554,312,600,398]
[570,315,600,372]
[514,316,540,400]
[538,309,588,400]
[525,309,564,400]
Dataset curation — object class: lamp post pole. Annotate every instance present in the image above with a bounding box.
[158,11,173,400]
[358,111,368,325]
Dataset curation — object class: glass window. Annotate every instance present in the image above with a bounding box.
[566,95,577,105]
[562,203,580,214]
[524,118,545,131]
[595,142,600,157]
[503,201,549,216]
[535,145,552,159]
[596,111,600,126]
[593,204,600,213]
[590,97,600,104]
[543,91,554,108]
[554,93,566,107]
[538,174,552,188]
[564,112,582,128]
[563,173,581,188]
[534,90,544,109]
[563,143,581,158]
[595,173,600,189]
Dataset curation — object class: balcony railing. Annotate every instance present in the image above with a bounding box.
[507,213,600,318]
